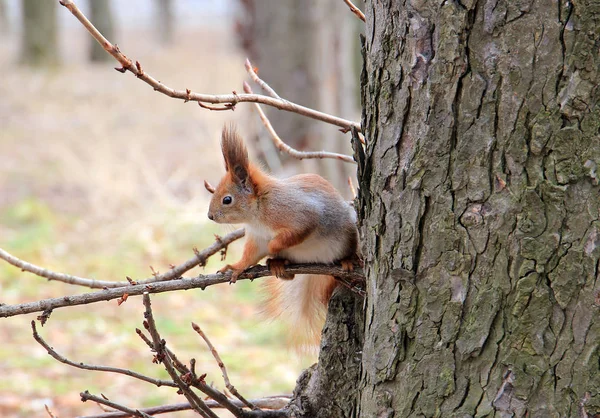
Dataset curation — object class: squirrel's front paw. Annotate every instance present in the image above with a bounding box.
[218,264,241,283]
[267,258,295,280]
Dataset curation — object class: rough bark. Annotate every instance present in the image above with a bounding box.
[89,0,115,62]
[355,0,600,417]
[287,287,364,418]
[20,0,58,66]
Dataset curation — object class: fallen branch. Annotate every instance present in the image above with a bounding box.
[58,0,360,133]
[243,82,356,164]
[1,264,364,318]
[0,229,244,289]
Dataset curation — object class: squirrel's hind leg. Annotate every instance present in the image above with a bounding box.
[267,258,295,280]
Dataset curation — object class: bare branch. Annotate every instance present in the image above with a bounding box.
[31,321,177,388]
[143,302,287,418]
[0,263,364,318]
[343,0,366,22]
[45,404,58,418]
[58,0,360,133]
[244,59,280,99]
[192,322,258,410]
[80,397,291,418]
[142,293,221,418]
[0,229,244,289]
[80,391,154,418]
[243,82,356,164]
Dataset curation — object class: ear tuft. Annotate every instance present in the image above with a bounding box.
[221,124,251,189]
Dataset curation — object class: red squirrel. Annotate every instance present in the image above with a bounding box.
[206,125,359,346]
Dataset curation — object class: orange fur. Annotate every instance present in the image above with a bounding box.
[218,235,263,282]
[267,228,313,255]
[207,124,359,349]
[262,274,337,350]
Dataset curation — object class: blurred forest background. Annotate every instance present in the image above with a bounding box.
[0,0,361,417]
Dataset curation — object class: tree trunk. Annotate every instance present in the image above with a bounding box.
[295,0,600,416]
[154,0,174,45]
[89,0,115,62]
[288,286,364,418]
[20,0,58,66]
[0,0,9,35]
[240,0,321,170]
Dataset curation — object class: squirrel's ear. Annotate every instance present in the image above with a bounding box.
[221,124,251,191]
[204,180,215,194]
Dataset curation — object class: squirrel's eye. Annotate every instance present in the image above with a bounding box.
[222,196,232,205]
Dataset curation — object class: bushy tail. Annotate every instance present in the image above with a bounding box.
[263,274,337,351]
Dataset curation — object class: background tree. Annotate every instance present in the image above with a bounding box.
[237,0,358,190]
[0,0,8,35]
[88,0,114,62]
[295,0,600,416]
[154,0,174,45]
[20,0,58,66]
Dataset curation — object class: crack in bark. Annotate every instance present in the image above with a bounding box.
[556,0,574,98]
[413,195,430,275]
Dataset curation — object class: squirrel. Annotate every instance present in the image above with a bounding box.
[206,124,359,347]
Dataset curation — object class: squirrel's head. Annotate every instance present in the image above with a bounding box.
[207,125,258,224]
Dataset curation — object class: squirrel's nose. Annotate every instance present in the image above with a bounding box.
[207,213,214,221]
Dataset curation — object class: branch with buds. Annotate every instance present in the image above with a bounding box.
[31,297,290,417]
[58,0,361,134]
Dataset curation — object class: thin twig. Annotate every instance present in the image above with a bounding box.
[140,314,285,417]
[244,59,280,99]
[58,0,360,133]
[135,328,189,377]
[0,229,244,289]
[31,321,177,388]
[0,263,365,318]
[198,102,236,111]
[80,391,154,418]
[142,293,221,418]
[243,82,356,164]
[78,397,291,418]
[45,404,58,418]
[343,0,366,22]
[143,301,253,418]
[192,322,258,410]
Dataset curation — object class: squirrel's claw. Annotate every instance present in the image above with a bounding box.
[218,264,241,283]
[267,258,295,280]
[340,259,355,272]
[340,254,364,272]
[229,270,240,284]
